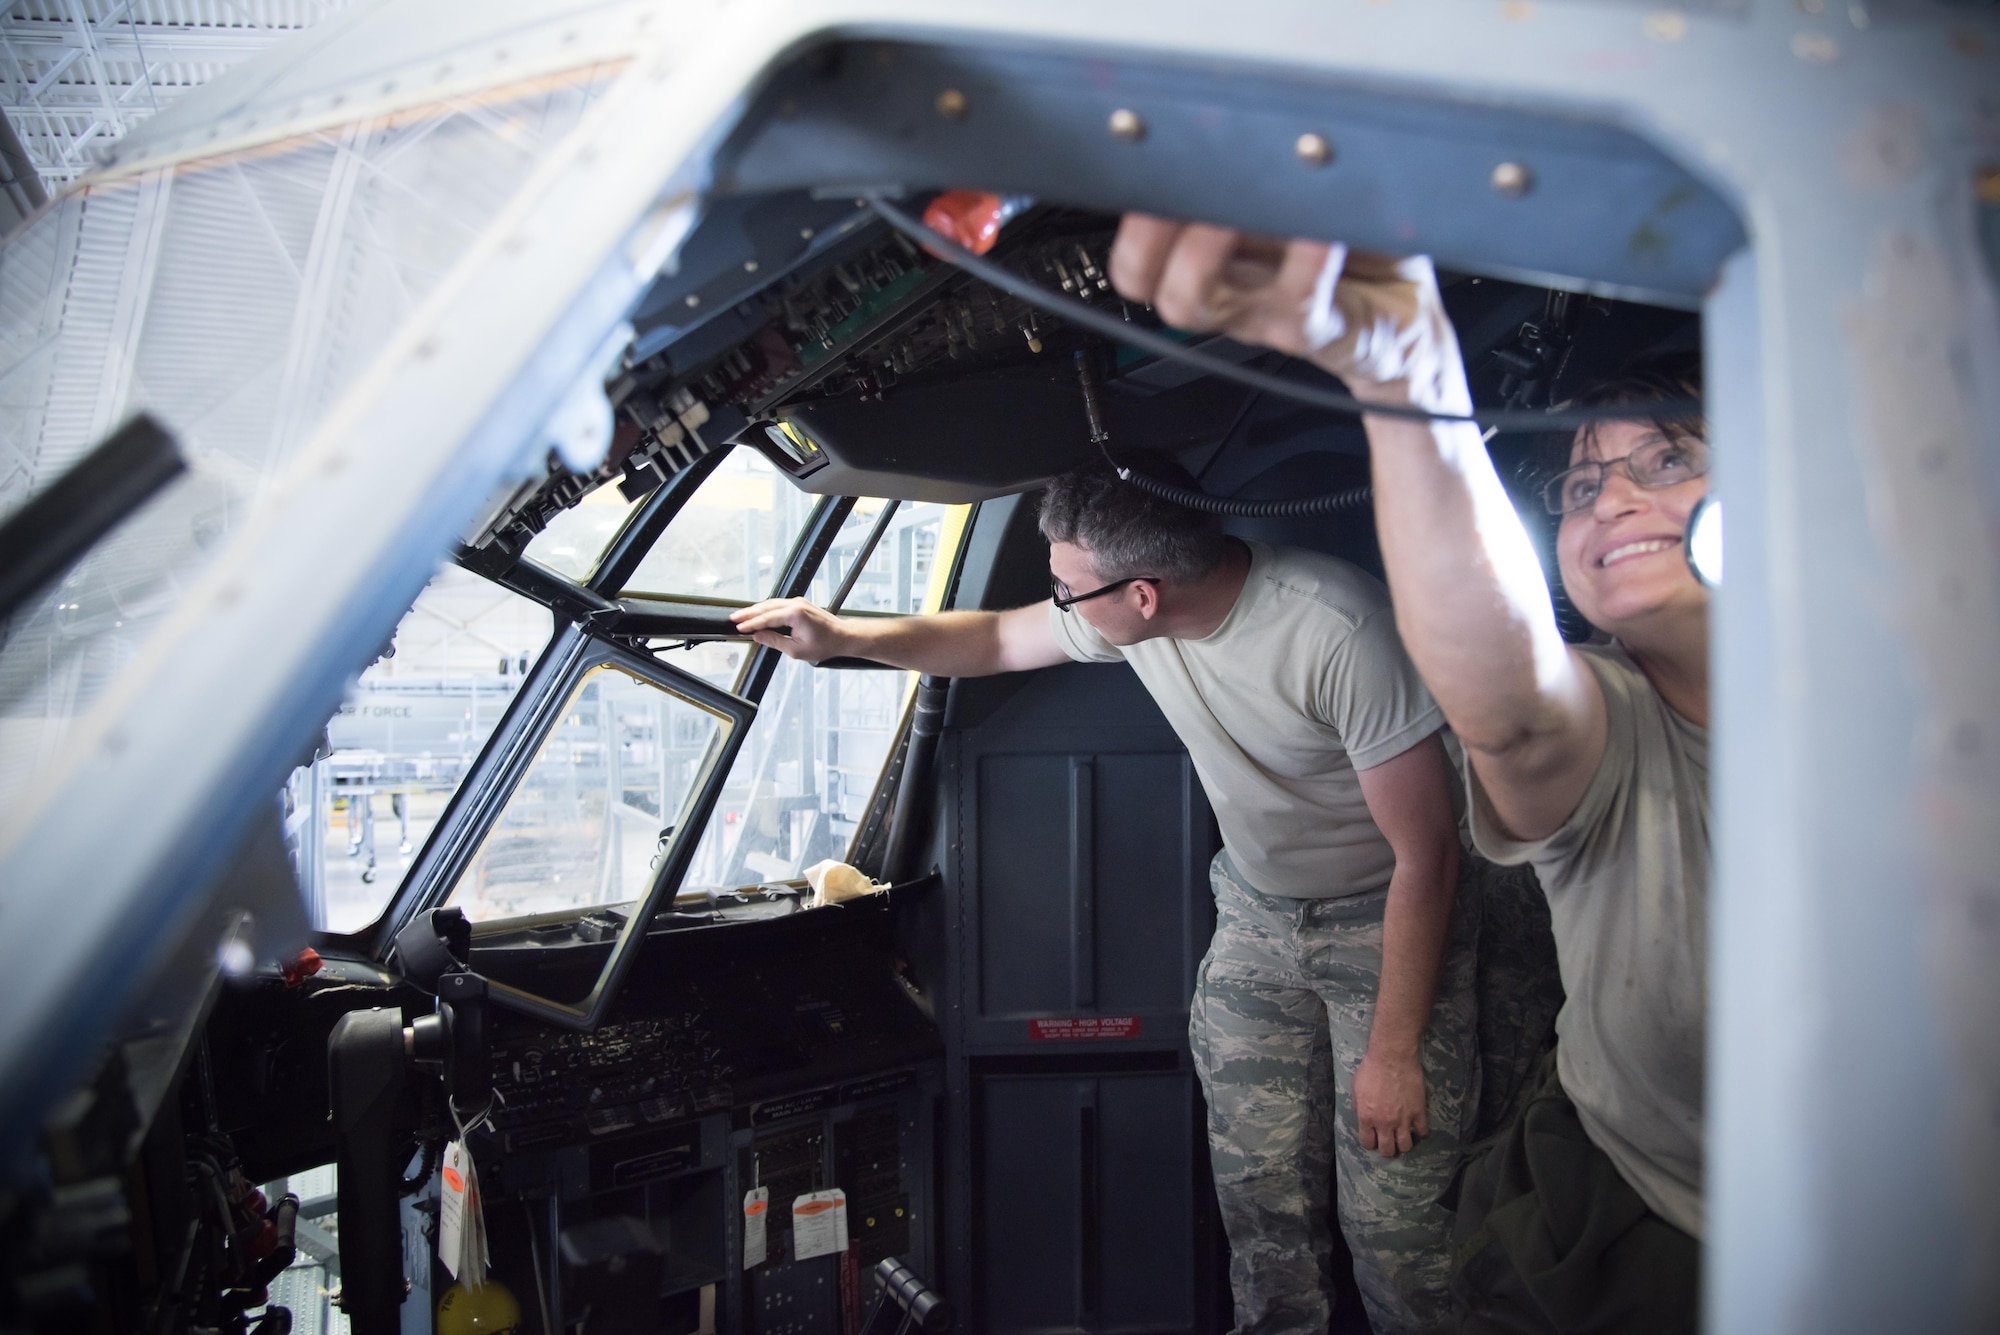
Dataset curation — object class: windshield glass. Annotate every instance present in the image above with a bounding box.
[809,497,953,612]
[444,662,730,923]
[682,501,967,895]
[0,63,621,831]
[284,565,553,934]
[618,446,819,602]
[521,477,646,582]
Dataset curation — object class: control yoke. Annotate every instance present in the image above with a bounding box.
[396,907,491,1124]
[326,908,492,1335]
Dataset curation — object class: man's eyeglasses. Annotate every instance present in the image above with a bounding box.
[1051,574,1158,612]
[1541,434,1710,515]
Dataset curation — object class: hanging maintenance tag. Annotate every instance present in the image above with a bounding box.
[743,1187,769,1269]
[791,1188,848,1261]
[461,1145,489,1286]
[439,1139,469,1280]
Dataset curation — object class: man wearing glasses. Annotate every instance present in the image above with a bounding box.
[1103,223,1711,1331]
[734,465,1476,1335]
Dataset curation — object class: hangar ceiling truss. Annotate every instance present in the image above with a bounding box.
[0,0,353,189]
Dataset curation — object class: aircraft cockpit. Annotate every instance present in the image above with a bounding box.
[0,3,1993,1334]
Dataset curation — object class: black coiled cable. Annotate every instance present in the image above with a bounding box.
[1116,466,1373,517]
[1076,349,1376,517]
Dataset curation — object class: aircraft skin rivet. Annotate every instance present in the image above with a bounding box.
[936,88,967,119]
[1296,133,1334,167]
[1643,10,1688,41]
[1490,161,1534,197]
[685,294,701,308]
[1108,108,1146,143]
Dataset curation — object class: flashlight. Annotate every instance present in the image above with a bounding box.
[1685,493,1722,588]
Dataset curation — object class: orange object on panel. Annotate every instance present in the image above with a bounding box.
[280,947,323,987]
[921,190,1010,255]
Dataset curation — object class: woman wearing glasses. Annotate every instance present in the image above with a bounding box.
[1107,226,1710,1332]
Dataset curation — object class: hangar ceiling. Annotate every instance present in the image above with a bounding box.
[0,0,353,190]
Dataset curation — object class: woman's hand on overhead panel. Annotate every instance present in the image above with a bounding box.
[1107,215,1469,416]
[1112,213,1601,842]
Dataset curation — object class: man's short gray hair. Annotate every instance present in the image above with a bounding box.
[1037,459,1227,585]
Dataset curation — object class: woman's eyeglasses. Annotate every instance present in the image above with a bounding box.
[1542,435,1709,515]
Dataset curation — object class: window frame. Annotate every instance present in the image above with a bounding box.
[359,485,846,1014]
[436,655,741,927]
[373,622,756,1026]
[360,444,973,1028]
[354,450,836,954]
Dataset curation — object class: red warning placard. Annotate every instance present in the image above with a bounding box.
[1028,1016,1143,1041]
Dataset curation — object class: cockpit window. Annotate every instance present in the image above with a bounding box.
[679,655,912,893]
[617,447,817,602]
[681,503,969,896]
[809,498,954,612]
[443,663,731,923]
[521,477,646,582]
[284,566,553,933]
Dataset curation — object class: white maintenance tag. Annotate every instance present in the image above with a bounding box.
[791,1188,848,1261]
[438,1139,469,1280]
[463,1146,489,1285]
[743,1187,770,1269]
[439,1139,489,1284]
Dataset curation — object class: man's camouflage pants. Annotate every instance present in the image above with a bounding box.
[1190,851,1479,1335]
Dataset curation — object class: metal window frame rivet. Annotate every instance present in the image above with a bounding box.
[1108,108,1147,143]
[1296,132,1334,167]
[1490,161,1534,197]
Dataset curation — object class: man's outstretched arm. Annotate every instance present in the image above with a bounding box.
[1108,217,1605,841]
[729,597,1071,678]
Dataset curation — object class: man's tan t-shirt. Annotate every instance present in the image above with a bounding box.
[1466,644,1708,1238]
[1048,541,1443,898]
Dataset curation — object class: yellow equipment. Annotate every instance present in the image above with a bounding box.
[436,1280,522,1334]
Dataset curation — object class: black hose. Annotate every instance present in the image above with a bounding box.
[884,674,950,884]
[1119,467,1372,517]
[869,197,1702,433]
